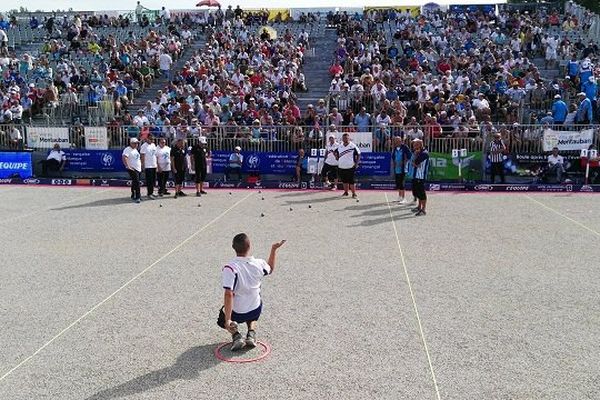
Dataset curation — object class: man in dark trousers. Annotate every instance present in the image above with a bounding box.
[170,139,187,198]
[140,134,158,199]
[122,138,142,203]
[489,132,507,183]
[190,136,209,197]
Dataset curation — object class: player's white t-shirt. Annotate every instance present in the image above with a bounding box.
[140,142,158,168]
[325,142,339,166]
[222,256,271,314]
[156,145,171,171]
[122,146,141,172]
[336,141,361,169]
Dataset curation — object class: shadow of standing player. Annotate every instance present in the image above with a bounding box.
[85,343,221,400]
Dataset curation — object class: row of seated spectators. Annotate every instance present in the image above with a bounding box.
[325,7,600,143]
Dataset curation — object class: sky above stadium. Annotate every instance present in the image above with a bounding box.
[4,0,505,13]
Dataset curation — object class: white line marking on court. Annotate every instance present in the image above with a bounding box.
[526,195,600,237]
[0,192,253,383]
[0,189,110,225]
[384,193,442,400]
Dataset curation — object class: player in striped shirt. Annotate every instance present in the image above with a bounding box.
[489,133,507,183]
[410,139,429,216]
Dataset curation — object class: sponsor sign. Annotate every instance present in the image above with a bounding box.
[333,132,373,152]
[429,151,483,181]
[504,185,530,191]
[210,151,390,176]
[27,127,70,149]
[84,127,109,150]
[0,152,33,178]
[51,179,73,185]
[62,150,126,172]
[542,129,594,152]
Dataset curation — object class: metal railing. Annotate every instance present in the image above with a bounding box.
[3,124,599,155]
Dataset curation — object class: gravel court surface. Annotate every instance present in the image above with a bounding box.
[0,189,252,378]
[0,189,435,400]
[525,193,600,234]
[0,186,106,222]
[387,193,600,400]
[2,188,599,399]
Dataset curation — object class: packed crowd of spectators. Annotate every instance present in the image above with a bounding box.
[106,11,312,148]
[326,6,600,148]
[0,11,192,134]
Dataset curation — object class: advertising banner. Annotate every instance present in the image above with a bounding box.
[62,150,126,172]
[542,129,594,152]
[211,151,390,175]
[428,151,483,181]
[85,127,109,150]
[333,132,373,152]
[27,127,70,149]
[0,152,33,178]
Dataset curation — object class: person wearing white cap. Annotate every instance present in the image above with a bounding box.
[321,134,339,189]
[552,94,567,124]
[576,92,593,124]
[190,136,210,196]
[225,146,243,182]
[122,138,142,203]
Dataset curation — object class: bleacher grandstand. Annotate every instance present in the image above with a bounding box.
[0,2,599,184]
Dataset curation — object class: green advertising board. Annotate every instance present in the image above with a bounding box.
[427,151,483,181]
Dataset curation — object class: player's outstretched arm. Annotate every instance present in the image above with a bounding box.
[268,240,286,274]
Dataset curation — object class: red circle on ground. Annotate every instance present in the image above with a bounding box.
[214,341,271,363]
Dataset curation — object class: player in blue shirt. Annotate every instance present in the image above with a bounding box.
[391,136,412,203]
[410,139,430,216]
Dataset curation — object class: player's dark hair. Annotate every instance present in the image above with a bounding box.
[232,233,250,254]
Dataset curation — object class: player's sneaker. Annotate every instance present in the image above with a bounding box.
[231,332,245,351]
[246,330,257,348]
[397,197,406,204]
[178,191,187,197]
[342,192,349,196]
[415,210,427,217]
[196,191,201,197]
[352,193,358,199]
[411,207,421,213]
[200,190,208,195]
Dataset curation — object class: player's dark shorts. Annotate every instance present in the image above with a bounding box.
[174,170,185,185]
[338,167,355,184]
[321,163,338,181]
[412,179,427,200]
[194,164,207,183]
[395,173,406,190]
[217,303,262,328]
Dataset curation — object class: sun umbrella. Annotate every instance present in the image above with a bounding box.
[196,0,221,7]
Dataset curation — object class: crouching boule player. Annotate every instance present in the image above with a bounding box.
[218,233,286,351]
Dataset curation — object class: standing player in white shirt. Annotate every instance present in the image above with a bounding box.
[219,234,286,351]
[140,135,158,199]
[321,134,339,190]
[335,133,361,198]
[156,138,172,196]
[122,138,142,203]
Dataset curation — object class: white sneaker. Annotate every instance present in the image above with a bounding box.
[397,197,406,204]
